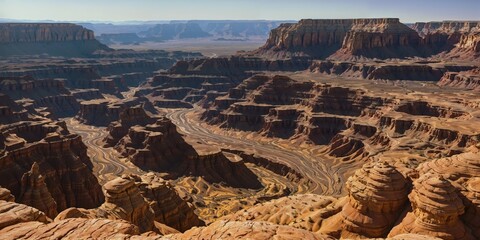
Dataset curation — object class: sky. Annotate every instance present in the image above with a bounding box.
[1,0,479,23]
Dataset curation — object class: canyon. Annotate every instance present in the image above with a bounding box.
[0,17,479,240]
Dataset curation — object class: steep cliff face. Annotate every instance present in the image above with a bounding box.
[0,23,111,57]
[255,19,480,59]
[439,69,480,90]
[0,76,79,118]
[338,19,421,59]
[18,162,58,218]
[412,21,480,59]
[129,173,204,232]
[77,97,156,126]
[256,19,354,58]
[255,18,422,59]
[0,23,95,42]
[0,121,104,215]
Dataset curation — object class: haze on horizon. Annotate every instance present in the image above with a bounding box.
[1,0,479,23]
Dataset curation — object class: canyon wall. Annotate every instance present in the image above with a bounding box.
[253,19,480,60]
[0,23,111,57]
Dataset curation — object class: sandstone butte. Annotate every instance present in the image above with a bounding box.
[0,18,479,240]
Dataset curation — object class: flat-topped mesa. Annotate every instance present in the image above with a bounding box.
[340,19,421,57]
[0,23,110,57]
[256,18,423,59]
[0,23,95,42]
[338,161,410,238]
[258,19,357,58]
[412,21,480,35]
[389,173,474,240]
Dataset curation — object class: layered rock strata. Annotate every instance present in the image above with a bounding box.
[0,200,50,230]
[0,121,104,215]
[438,68,480,91]
[106,112,262,189]
[18,162,58,218]
[255,19,480,59]
[389,173,474,239]
[167,220,334,240]
[0,218,141,239]
[0,23,111,57]
[337,161,410,238]
[57,174,203,234]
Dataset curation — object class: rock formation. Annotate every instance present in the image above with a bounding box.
[0,121,104,215]
[0,200,50,230]
[57,174,203,233]
[0,23,111,57]
[0,76,79,118]
[0,187,14,202]
[412,21,480,59]
[109,114,262,189]
[167,220,334,240]
[0,218,141,239]
[388,173,474,239]
[97,176,156,233]
[18,162,58,218]
[438,68,480,91]
[104,106,157,146]
[223,194,342,233]
[336,161,410,238]
[56,176,155,233]
[253,19,480,59]
[133,173,204,232]
[77,97,156,126]
[462,177,480,239]
[417,151,480,183]
[338,19,421,59]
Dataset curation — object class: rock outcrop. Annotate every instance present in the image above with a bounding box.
[337,19,421,59]
[18,162,58,218]
[223,194,342,233]
[0,76,80,118]
[417,151,480,183]
[413,21,480,60]
[109,115,262,189]
[337,161,410,238]
[253,19,480,59]
[77,97,156,126]
[57,174,203,233]
[0,218,141,239]
[389,173,474,239]
[133,173,204,232]
[0,187,14,202]
[0,23,111,57]
[0,121,104,215]
[97,176,156,233]
[438,68,480,91]
[167,220,334,240]
[0,200,49,230]
[56,176,155,233]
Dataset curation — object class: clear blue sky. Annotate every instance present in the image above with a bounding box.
[1,0,479,23]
